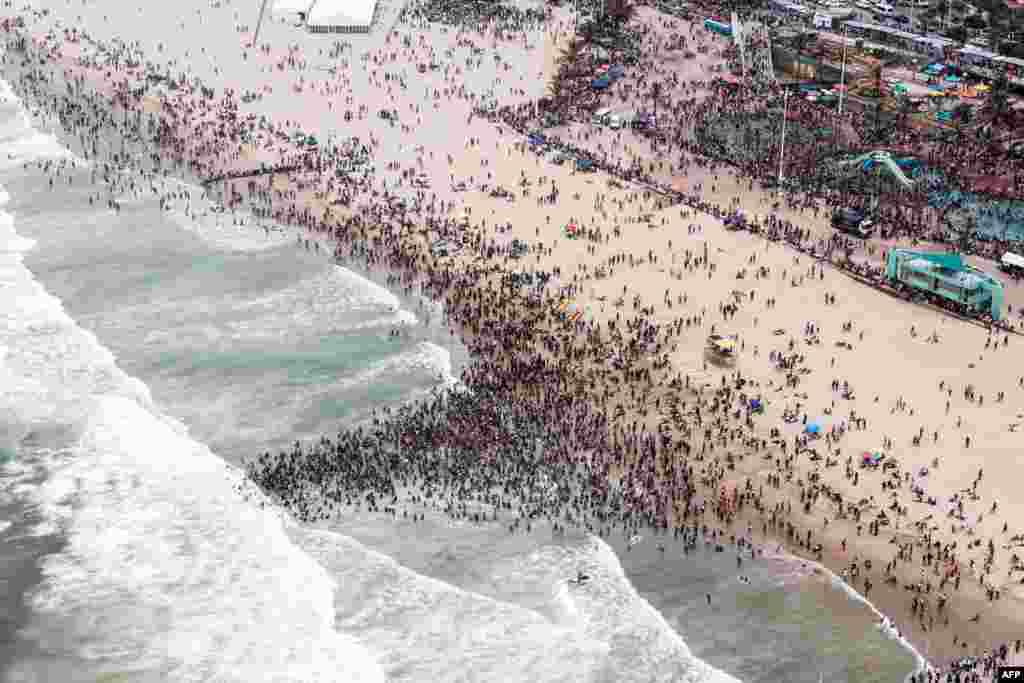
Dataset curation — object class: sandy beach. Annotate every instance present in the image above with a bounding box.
[3,0,1024,680]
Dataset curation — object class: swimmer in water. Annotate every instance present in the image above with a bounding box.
[569,570,590,585]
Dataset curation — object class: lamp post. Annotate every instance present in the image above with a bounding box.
[837,22,849,117]
[253,0,270,48]
[778,88,790,188]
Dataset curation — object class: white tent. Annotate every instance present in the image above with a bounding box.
[306,0,378,33]
[272,0,315,23]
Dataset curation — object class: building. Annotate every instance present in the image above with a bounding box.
[272,0,315,24]
[842,20,956,60]
[306,0,379,33]
[956,45,1024,87]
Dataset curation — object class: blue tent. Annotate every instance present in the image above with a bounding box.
[805,422,822,434]
[591,76,611,90]
[608,64,626,79]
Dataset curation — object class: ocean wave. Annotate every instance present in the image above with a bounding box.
[167,206,294,252]
[0,220,387,680]
[224,264,419,336]
[0,100,387,679]
[21,396,385,682]
[328,340,458,392]
[241,263,405,313]
[293,523,741,683]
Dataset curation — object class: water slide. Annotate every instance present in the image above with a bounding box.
[834,151,916,190]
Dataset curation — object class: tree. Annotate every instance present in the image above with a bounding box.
[953,101,973,143]
[964,14,987,30]
[946,25,967,43]
[606,0,635,22]
[988,68,1010,123]
[898,96,913,130]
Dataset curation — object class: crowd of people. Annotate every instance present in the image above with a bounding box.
[4,2,1024,681]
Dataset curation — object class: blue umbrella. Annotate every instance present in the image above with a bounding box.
[806,422,822,434]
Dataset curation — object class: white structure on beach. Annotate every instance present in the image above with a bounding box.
[272,0,316,24]
[306,0,379,33]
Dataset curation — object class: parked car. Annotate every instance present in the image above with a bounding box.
[832,207,874,238]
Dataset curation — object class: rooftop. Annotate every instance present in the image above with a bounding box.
[307,0,378,27]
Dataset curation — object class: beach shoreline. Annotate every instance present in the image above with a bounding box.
[3,2,1024,680]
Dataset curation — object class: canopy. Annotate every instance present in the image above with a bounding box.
[273,0,315,16]
[559,300,584,322]
[307,0,378,31]
[862,451,884,463]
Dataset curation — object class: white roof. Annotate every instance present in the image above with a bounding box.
[307,0,377,26]
[1002,252,1024,269]
[273,0,315,14]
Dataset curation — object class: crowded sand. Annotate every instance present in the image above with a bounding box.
[4,0,1024,679]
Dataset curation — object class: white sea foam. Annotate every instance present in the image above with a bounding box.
[247,263,403,312]
[168,206,294,252]
[330,340,458,393]
[225,264,418,337]
[23,396,385,682]
[0,223,387,680]
[0,94,387,680]
[294,524,741,683]
[0,519,10,535]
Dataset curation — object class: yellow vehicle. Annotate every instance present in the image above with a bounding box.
[706,334,738,362]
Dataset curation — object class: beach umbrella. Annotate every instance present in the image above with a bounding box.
[805,422,821,435]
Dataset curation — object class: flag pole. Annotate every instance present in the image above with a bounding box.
[252,0,271,48]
